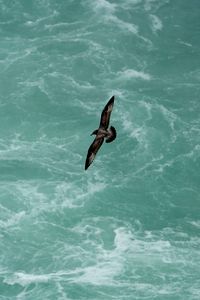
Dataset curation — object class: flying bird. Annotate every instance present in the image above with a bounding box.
[85,95,116,170]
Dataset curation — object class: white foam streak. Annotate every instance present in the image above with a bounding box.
[0,211,25,229]
[75,228,134,285]
[118,69,151,81]
[189,220,200,229]
[18,78,49,96]
[25,11,58,28]
[178,40,193,47]
[4,273,50,286]
[4,266,119,287]
[3,222,199,294]
[4,225,131,287]
[118,109,147,145]
[89,0,138,34]
[55,180,107,209]
[122,0,142,8]
[75,262,121,285]
[114,227,134,252]
[106,15,138,34]
[150,14,163,32]
[0,47,37,74]
[90,0,117,14]
[144,0,158,11]
[45,21,82,31]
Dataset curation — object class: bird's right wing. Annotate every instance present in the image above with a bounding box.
[85,136,104,170]
[99,96,114,129]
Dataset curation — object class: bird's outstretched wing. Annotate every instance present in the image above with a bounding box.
[85,136,104,170]
[99,96,114,129]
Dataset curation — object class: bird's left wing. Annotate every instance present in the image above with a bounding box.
[85,136,104,170]
[99,96,115,129]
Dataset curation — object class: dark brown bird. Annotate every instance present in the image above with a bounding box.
[85,96,116,170]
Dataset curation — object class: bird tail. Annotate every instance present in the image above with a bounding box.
[106,126,117,143]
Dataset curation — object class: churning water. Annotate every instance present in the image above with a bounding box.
[0,0,200,299]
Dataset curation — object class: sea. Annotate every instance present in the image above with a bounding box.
[0,0,200,299]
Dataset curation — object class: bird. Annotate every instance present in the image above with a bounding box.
[85,95,116,170]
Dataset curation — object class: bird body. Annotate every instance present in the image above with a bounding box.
[85,96,116,170]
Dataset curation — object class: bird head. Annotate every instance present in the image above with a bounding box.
[91,129,98,136]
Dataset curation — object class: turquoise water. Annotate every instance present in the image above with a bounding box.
[0,0,200,299]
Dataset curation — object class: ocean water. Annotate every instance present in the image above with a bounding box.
[0,0,200,299]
